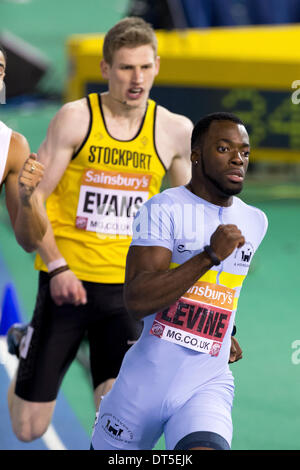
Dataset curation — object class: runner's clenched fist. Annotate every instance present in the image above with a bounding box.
[18,153,45,204]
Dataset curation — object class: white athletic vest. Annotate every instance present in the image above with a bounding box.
[129,185,268,379]
[0,120,12,185]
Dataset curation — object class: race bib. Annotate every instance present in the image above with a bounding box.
[76,169,151,236]
[150,281,235,356]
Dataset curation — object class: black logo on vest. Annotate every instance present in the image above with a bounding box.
[101,413,133,443]
[105,419,123,437]
[234,241,254,267]
[177,244,192,254]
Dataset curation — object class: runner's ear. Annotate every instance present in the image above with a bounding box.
[100,59,109,79]
[191,149,200,164]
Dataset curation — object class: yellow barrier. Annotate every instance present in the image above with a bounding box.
[66,25,300,163]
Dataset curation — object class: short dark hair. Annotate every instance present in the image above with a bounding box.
[0,45,7,64]
[191,112,246,151]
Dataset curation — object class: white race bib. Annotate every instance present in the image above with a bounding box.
[76,169,151,236]
[150,281,235,356]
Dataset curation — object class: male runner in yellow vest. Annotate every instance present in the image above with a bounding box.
[0,46,46,252]
[7,18,240,443]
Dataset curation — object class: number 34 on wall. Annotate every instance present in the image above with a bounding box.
[221,87,300,150]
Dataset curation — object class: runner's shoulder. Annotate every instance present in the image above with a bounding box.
[156,104,193,139]
[235,197,268,237]
[10,130,28,150]
[47,98,90,146]
[236,197,267,218]
[54,98,89,125]
[7,131,30,173]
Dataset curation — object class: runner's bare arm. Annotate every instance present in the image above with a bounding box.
[167,115,193,186]
[5,132,46,252]
[156,108,193,187]
[33,102,86,258]
[36,100,89,201]
[124,245,212,320]
[34,100,89,305]
[124,225,245,320]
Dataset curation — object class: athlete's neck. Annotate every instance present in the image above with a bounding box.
[100,93,148,140]
[186,181,233,207]
[101,92,148,119]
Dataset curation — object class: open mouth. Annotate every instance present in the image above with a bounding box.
[127,87,143,99]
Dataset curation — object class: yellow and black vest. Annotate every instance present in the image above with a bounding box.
[35,94,166,283]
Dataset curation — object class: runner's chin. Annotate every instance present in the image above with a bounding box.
[221,179,244,196]
[223,184,243,196]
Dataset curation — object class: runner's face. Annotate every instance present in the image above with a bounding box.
[197,120,250,196]
[0,51,6,92]
[101,45,159,107]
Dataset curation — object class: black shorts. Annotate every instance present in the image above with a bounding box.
[15,272,143,402]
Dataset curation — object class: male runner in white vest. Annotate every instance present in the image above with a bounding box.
[91,112,268,450]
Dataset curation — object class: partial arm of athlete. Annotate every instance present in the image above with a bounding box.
[168,118,193,186]
[5,132,46,252]
[34,101,88,306]
[156,108,193,187]
[229,337,243,363]
[124,224,245,320]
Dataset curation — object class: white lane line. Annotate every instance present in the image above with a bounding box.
[0,336,67,450]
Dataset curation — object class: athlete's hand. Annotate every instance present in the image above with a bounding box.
[229,336,243,363]
[210,224,245,261]
[50,269,87,306]
[18,153,45,204]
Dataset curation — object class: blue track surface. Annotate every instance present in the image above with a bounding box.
[0,253,90,450]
